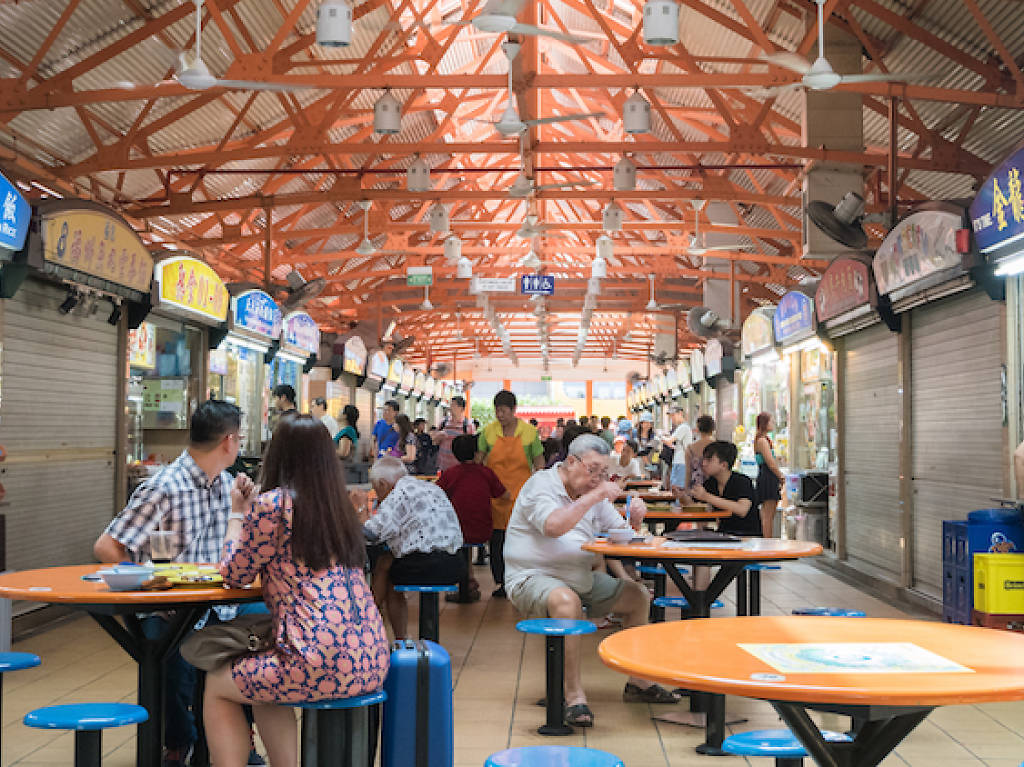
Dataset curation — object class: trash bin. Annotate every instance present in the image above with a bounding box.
[792,509,828,546]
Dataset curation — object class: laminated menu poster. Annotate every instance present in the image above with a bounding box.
[739,642,972,674]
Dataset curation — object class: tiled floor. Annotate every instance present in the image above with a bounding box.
[4,561,1024,766]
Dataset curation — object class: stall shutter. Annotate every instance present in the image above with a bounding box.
[0,279,117,598]
[842,323,902,583]
[911,289,1003,600]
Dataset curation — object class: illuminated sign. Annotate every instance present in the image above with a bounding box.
[232,290,281,340]
[128,322,156,370]
[155,256,229,323]
[690,349,705,382]
[815,257,871,322]
[0,173,30,251]
[343,336,367,376]
[773,291,815,344]
[970,142,1024,255]
[741,307,775,357]
[281,311,320,356]
[42,208,153,293]
[387,357,403,385]
[368,350,389,380]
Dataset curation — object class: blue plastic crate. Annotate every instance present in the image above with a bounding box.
[966,509,1024,557]
[942,520,968,566]
[955,564,971,621]
[942,564,955,611]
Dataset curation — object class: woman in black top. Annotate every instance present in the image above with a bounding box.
[690,440,761,537]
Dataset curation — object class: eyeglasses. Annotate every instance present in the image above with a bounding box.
[578,459,609,481]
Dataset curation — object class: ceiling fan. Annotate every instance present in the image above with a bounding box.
[447,0,596,43]
[750,0,942,97]
[116,0,311,92]
[508,168,595,198]
[685,200,743,256]
[516,215,552,239]
[476,41,604,137]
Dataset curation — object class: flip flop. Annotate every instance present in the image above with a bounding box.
[564,703,594,727]
[623,682,680,704]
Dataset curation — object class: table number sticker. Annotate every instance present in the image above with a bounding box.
[738,643,973,674]
[750,673,786,682]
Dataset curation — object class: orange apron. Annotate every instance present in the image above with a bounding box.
[487,433,532,530]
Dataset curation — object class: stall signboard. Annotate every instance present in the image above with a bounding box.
[231,290,282,340]
[873,209,961,296]
[705,339,724,377]
[741,307,775,357]
[155,256,230,323]
[368,350,389,380]
[41,208,154,293]
[424,376,436,399]
[413,370,425,396]
[679,359,692,391]
[773,291,815,345]
[387,357,403,385]
[815,257,871,322]
[653,374,665,397]
[401,365,416,393]
[209,347,229,376]
[970,142,1024,255]
[281,311,320,357]
[343,336,367,376]
[472,276,517,293]
[520,274,555,295]
[666,368,678,394]
[128,321,156,370]
[691,349,705,382]
[0,173,30,252]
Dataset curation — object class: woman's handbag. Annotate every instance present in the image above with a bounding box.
[179,613,273,671]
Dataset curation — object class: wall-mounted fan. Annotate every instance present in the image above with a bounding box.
[686,305,730,338]
[226,269,326,309]
[807,191,870,249]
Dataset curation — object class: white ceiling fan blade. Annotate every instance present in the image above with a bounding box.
[524,111,603,127]
[838,72,947,85]
[740,83,801,98]
[214,79,314,92]
[534,180,597,192]
[759,51,811,75]
[507,23,590,43]
[488,0,527,18]
[113,79,178,90]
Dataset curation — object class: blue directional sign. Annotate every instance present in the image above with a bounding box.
[520,274,555,295]
[0,172,30,252]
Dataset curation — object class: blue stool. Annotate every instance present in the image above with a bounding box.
[516,619,596,736]
[722,728,852,766]
[793,607,866,617]
[486,745,624,766]
[394,584,457,642]
[24,703,148,767]
[736,564,782,616]
[0,652,41,751]
[652,596,724,619]
[289,689,385,767]
[636,565,668,621]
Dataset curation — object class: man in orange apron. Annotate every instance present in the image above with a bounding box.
[478,390,544,597]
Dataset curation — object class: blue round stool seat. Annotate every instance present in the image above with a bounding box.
[486,745,624,766]
[745,564,782,572]
[0,651,40,673]
[394,584,458,593]
[24,703,149,731]
[652,596,724,609]
[287,690,386,709]
[792,607,866,617]
[722,728,851,757]
[637,565,665,576]
[516,619,596,636]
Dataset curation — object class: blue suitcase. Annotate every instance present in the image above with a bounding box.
[382,639,454,767]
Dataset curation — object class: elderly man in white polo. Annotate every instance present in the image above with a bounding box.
[503,433,680,729]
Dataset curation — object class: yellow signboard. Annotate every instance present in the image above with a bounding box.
[128,322,156,370]
[41,209,153,293]
[154,256,229,323]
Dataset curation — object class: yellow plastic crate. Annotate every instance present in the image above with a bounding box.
[974,553,1024,614]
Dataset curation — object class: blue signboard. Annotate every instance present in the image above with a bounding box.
[773,291,815,344]
[970,142,1024,255]
[282,311,320,356]
[232,290,282,340]
[0,173,30,251]
[520,274,555,295]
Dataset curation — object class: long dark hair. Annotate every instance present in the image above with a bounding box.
[342,404,360,437]
[259,415,365,570]
[395,413,413,443]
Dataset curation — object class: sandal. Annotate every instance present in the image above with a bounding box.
[564,703,594,727]
[622,682,680,704]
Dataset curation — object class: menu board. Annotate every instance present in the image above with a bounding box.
[343,336,367,376]
[142,377,188,429]
[873,209,961,295]
[773,291,815,345]
[128,322,156,370]
[368,350,389,380]
[281,311,320,356]
[387,357,403,385]
[232,290,281,340]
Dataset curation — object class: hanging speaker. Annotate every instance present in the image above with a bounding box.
[374,92,402,134]
[623,91,651,134]
[642,0,680,45]
[428,204,449,233]
[613,156,637,191]
[602,201,624,232]
[407,157,431,192]
[316,1,352,47]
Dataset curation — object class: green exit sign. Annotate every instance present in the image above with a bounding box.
[406,274,433,286]
[541,375,552,381]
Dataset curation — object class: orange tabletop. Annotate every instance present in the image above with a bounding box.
[583,536,822,562]
[624,479,660,489]
[599,616,1024,707]
[0,564,261,606]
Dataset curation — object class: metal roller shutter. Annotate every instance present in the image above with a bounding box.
[842,323,902,583]
[911,289,1003,600]
[0,279,117,600]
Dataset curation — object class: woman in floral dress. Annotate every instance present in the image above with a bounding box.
[205,415,390,767]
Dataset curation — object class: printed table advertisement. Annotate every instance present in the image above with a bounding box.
[739,642,972,674]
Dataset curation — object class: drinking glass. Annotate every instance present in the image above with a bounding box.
[149,530,176,565]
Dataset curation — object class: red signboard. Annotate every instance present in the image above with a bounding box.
[815,256,872,323]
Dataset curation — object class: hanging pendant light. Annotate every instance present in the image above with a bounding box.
[374,91,402,134]
[642,0,680,46]
[645,273,658,311]
[407,156,431,192]
[456,255,473,279]
[354,200,376,255]
[602,201,624,232]
[596,233,614,262]
[623,90,651,134]
[316,1,352,47]
[614,156,637,191]
[591,256,607,279]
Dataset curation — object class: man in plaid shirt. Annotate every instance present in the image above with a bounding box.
[94,400,257,767]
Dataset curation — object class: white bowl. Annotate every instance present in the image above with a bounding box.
[97,566,155,592]
[607,528,634,545]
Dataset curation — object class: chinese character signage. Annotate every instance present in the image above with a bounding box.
[343,336,367,376]
[281,312,320,357]
[773,291,815,345]
[401,366,416,392]
[128,322,156,370]
[368,350,389,380]
[970,143,1024,255]
[520,274,555,295]
[678,359,692,390]
[873,209,961,296]
[705,339,724,377]
[155,256,229,323]
[815,257,871,322]
[472,276,516,293]
[0,173,30,252]
[387,357,403,385]
[42,208,154,293]
[741,307,775,357]
[231,290,282,340]
[691,349,705,382]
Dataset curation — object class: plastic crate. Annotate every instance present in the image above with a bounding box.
[972,609,1024,632]
[942,520,968,566]
[974,553,1024,614]
[966,509,1024,556]
[942,565,955,611]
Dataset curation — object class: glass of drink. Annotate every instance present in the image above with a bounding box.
[149,530,176,565]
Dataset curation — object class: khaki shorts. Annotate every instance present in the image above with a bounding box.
[509,571,626,619]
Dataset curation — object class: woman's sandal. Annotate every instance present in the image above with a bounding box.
[564,703,594,727]
[622,682,680,703]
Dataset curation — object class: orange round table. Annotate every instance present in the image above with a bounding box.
[623,479,660,490]
[600,617,1024,765]
[615,490,675,504]
[0,565,261,767]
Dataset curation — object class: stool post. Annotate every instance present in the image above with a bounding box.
[316,710,346,767]
[419,592,440,643]
[301,708,318,767]
[458,547,473,601]
[539,636,572,736]
[736,573,748,616]
[74,730,102,767]
[695,693,727,756]
[749,570,761,616]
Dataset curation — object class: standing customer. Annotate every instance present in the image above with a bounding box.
[311,397,339,439]
[754,412,786,537]
[478,390,544,597]
[371,399,400,459]
[392,414,418,469]
[598,416,615,446]
[204,415,390,767]
[676,415,715,503]
[433,395,474,473]
[334,404,360,461]
[665,408,694,491]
